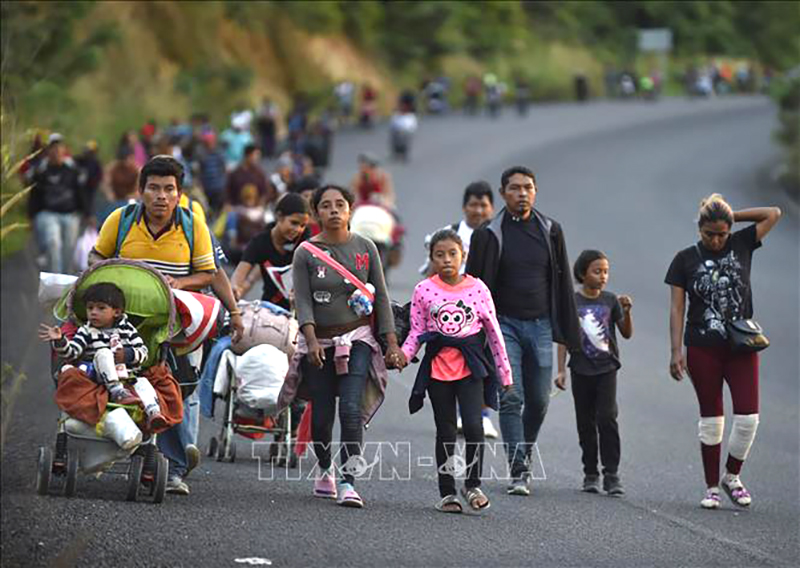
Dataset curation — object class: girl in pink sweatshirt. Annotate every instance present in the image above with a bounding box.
[402,229,512,513]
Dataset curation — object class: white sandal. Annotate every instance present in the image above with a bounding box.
[700,487,721,510]
[721,474,752,507]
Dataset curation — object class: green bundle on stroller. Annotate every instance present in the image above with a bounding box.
[36,259,183,504]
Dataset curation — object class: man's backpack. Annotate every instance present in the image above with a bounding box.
[113,202,194,258]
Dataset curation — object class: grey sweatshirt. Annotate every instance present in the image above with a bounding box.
[292,234,395,336]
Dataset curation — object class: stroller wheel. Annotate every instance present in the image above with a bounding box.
[64,449,79,497]
[207,436,219,458]
[152,455,168,504]
[36,446,53,496]
[126,456,144,502]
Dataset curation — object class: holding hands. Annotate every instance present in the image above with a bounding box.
[384,345,408,371]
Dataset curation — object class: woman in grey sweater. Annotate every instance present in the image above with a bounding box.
[290,184,406,508]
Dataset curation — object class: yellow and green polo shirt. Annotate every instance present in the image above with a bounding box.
[95,206,216,277]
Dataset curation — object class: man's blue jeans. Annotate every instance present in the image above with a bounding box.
[497,315,553,479]
[158,421,190,478]
[158,348,203,478]
[34,211,80,274]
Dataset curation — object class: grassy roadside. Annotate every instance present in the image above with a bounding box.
[1,113,34,259]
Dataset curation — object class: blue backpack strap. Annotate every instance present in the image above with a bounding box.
[177,205,195,263]
[114,203,141,258]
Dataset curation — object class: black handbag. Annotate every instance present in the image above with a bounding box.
[726,319,769,353]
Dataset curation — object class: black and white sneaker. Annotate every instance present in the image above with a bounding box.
[507,474,531,496]
[603,474,625,497]
[582,474,601,493]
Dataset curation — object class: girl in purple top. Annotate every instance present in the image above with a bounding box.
[403,229,512,513]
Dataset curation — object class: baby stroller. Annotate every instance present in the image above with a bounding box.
[207,301,298,467]
[36,259,183,503]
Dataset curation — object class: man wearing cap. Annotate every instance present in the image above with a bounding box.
[220,112,254,170]
[28,133,90,274]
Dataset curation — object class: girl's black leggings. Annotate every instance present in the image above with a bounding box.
[427,375,485,497]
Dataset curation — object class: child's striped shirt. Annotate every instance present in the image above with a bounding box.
[53,315,148,371]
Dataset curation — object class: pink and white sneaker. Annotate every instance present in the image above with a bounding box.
[314,469,337,499]
[336,483,364,508]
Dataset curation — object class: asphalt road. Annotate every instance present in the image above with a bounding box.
[2,96,798,568]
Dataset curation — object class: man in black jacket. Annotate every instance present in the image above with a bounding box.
[466,166,580,496]
[28,134,89,274]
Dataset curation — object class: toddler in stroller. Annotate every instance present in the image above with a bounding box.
[36,259,184,502]
[40,282,168,432]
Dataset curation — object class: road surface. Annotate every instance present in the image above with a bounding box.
[2,96,798,567]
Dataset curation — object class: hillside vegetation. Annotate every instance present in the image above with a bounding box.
[2,1,797,156]
[1,1,797,256]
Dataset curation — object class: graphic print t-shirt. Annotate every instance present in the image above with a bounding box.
[241,223,310,309]
[569,291,623,376]
[664,225,761,347]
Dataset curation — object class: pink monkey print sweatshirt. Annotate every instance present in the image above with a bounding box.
[402,275,512,385]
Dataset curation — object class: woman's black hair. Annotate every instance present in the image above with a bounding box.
[428,228,464,259]
[138,155,184,191]
[311,184,355,213]
[697,193,734,228]
[573,249,608,284]
[82,282,126,311]
[275,192,310,217]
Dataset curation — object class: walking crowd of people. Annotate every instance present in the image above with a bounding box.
[29,86,783,514]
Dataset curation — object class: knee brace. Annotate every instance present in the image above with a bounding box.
[698,416,725,446]
[728,414,759,461]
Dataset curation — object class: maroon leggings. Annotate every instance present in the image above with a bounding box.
[687,345,759,486]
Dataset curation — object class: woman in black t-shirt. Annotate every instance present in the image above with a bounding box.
[231,193,311,310]
[665,194,781,510]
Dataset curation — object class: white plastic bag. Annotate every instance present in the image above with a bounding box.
[38,272,78,312]
[73,227,99,273]
[98,407,142,450]
[235,344,289,413]
[351,205,395,245]
[213,350,237,396]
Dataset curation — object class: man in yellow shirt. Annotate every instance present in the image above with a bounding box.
[90,155,240,496]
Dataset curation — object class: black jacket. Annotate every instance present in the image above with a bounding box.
[28,158,87,218]
[409,332,500,415]
[465,208,581,352]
